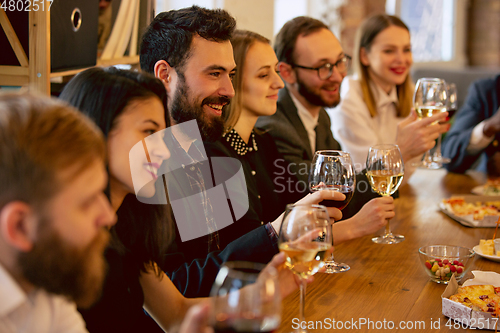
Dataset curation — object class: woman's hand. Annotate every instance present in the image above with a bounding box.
[396,109,449,162]
[270,190,344,234]
[178,303,213,333]
[332,196,395,244]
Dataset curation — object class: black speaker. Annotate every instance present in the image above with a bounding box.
[0,0,99,72]
[50,0,99,72]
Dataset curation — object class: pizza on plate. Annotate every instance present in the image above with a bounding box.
[484,178,500,196]
[442,197,500,220]
[449,285,500,316]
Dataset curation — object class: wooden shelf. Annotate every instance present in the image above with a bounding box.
[0,3,140,95]
[48,55,140,79]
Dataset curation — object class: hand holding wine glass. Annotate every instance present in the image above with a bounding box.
[278,204,332,333]
[413,78,449,169]
[366,144,405,244]
[309,150,354,273]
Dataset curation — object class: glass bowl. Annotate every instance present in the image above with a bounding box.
[418,245,475,284]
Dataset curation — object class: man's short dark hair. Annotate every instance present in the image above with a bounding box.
[274,16,329,65]
[140,5,236,74]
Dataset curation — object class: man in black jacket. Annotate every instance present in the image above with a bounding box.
[256,16,383,219]
[442,74,500,175]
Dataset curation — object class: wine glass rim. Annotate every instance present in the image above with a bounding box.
[315,150,350,156]
[369,144,400,150]
[285,203,328,210]
[417,77,446,83]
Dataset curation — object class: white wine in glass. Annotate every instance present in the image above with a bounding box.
[413,77,448,169]
[366,144,404,244]
[278,204,332,333]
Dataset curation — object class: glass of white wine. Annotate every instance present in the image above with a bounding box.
[309,150,355,273]
[413,77,448,169]
[278,204,332,333]
[366,144,405,244]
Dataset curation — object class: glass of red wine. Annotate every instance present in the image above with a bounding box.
[309,150,355,273]
[210,261,281,333]
[438,82,457,164]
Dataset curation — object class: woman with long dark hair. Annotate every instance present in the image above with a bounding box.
[59,67,320,332]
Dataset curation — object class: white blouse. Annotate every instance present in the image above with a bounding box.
[327,76,404,172]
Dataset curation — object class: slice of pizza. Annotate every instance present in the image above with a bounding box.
[450,285,500,316]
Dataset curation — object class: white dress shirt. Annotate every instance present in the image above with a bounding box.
[0,263,88,333]
[467,120,496,154]
[328,76,404,171]
[289,91,319,154]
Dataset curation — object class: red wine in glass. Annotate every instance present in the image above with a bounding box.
[310,184,354,210]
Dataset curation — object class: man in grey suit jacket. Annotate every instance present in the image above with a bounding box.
[256,16,382,218]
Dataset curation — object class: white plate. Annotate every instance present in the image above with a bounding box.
[473,245,500,262]
[472,185,500,196]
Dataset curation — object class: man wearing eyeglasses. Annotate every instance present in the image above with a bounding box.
[256,16,384,219]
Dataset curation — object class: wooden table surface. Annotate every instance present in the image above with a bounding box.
[278,169,499,332]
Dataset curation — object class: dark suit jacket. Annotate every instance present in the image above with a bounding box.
[256,87,380,219]
[442,74,500,173]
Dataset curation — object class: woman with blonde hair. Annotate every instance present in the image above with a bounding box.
[328,14,448,173]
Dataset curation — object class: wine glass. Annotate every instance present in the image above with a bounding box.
[210,261,281,333]
[366,144,405,244]
[278,204,332,333]
[413,77,448,169]
[437,82,458,164]
[309,150,354,273]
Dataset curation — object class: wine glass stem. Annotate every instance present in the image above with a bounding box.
[385,218,392,236]
[434,135,443,159]
[299,278,307,323]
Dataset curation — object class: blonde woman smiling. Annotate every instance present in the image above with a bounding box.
[328,14,448,174]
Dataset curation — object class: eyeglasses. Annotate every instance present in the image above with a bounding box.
[292,55,351,80]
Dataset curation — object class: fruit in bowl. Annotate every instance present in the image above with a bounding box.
[418,245,475,284]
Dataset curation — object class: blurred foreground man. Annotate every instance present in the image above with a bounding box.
[0,94,116,333]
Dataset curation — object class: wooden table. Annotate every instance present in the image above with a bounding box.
[279,169,499,332]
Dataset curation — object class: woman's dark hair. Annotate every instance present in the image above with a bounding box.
[59,67,173,275]
[140,5,236,74]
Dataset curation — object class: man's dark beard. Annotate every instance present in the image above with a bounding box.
[296,74,340,108]
[170,73,227,142]
[18,221,110,308]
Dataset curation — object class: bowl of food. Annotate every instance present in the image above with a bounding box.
[418,245,475,284]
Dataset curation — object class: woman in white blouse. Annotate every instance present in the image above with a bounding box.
[328,14,448,175]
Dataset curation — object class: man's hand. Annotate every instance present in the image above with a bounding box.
[396,109,449,162]
[483,107,500,138]
[271,190,344,234]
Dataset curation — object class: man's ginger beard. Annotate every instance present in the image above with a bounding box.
[18,216,110,309]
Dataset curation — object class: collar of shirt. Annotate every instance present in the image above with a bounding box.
[168,132,206,167]
[223,129,258,156]
[0,263,27,317]
[369,79,399,110]
[289,92,319,153]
